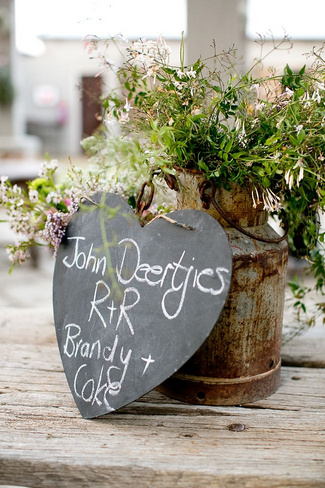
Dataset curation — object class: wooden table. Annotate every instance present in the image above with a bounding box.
[0,308,324,487]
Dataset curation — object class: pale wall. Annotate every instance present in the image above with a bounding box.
[20,39,181,157]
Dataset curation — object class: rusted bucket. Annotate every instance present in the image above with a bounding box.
[158,169,288,405]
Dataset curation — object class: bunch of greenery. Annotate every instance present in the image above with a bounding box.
[81,34,325,329]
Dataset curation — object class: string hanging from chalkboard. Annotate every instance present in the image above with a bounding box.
[136,180,195,230]
[147,214,195,231]
[80,182,195,231]
[80,196,100,207]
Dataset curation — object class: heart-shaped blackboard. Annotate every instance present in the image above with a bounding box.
[53,192,232,418]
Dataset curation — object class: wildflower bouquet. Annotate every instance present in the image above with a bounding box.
[81,34,325,325]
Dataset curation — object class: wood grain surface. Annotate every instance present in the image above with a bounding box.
[0,308,324,488]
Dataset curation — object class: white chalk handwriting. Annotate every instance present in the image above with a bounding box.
[61,234,230,408]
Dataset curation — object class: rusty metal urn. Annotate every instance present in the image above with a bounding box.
[158,169,288,405]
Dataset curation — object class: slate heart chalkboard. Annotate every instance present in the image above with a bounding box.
[53,192,232,418]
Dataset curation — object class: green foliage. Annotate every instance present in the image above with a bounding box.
[84,37,325,266]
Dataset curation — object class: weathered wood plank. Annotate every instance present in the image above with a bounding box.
[0,307,55,345]
[282,337,325,368]
[1,393,325,488]
[0,307,325,487]
[1,307,325,366]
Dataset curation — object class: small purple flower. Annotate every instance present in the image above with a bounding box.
[43,199,78,256]
[43,212,68,257]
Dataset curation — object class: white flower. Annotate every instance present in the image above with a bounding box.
[46,191,62,204]
[176,69,186,79]
[285,169,291,187]
[316,82,325,91]
[262,188,281,212]
[142,64,159,83]
[276,118,283,130]
[293,159,304,187]
[186,67,196,79]
[295,124,303,135]
[285,170,294,190]
[104,116,115,127]
[255,102,266,113]
[12,184,22,195]
[7,247,28,264]
[28,189,39,203]
[302,92,311,107]
[312,89,322,104]
[285,87,294,98]
[39,159,58,178]
[1,175,8,184]
[289,174,293,190]
[238,125,247,147]
[118,111,130,124]
[124,98,133,112]
[173,80,184,91]
[129,37,171,67]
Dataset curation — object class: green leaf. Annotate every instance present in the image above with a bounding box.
[232,152,246,159]
[262,176,270,187]
[225,139,233,153]
[289,134,298,146]
[192,59,201,71]
[162,67,175,75]
[299,65,306,76]
[190,114,206,122]
[297,129,306,144]
[265,134,278,146]
[295,87,305,99]
[198,159,209,172]
[160,166,176,175]
[285,64,293,76]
